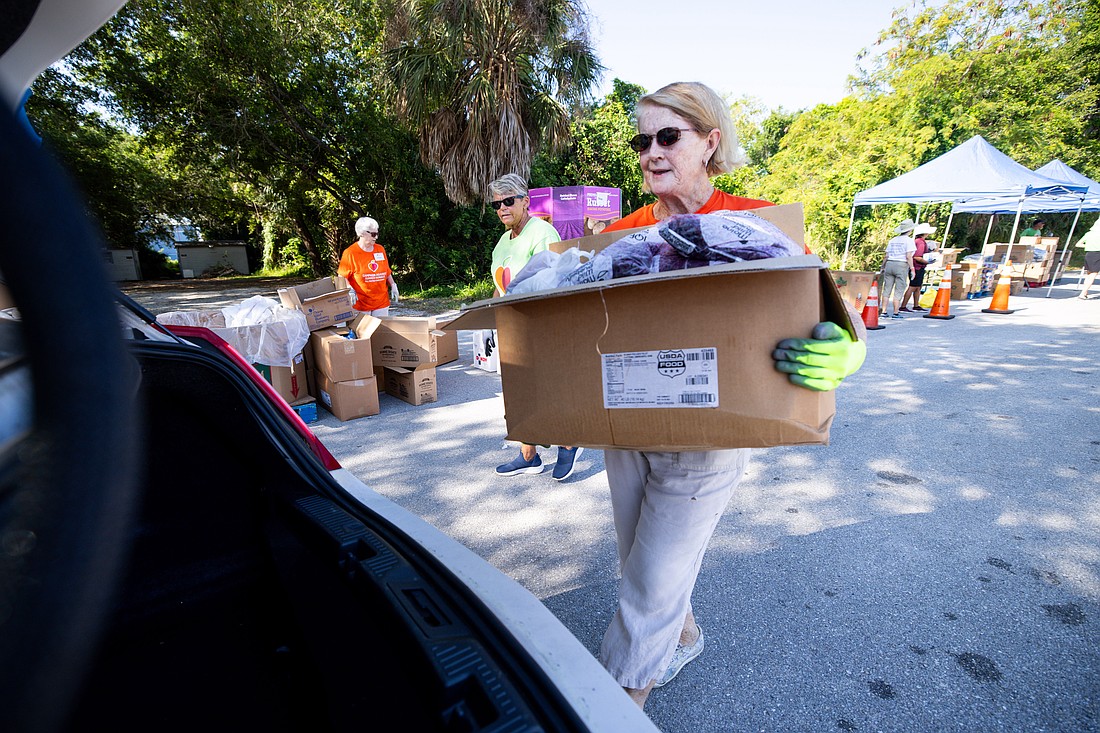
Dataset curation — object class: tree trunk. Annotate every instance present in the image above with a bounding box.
[291,213,325,276]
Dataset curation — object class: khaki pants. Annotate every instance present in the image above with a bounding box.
[599,448,751,689]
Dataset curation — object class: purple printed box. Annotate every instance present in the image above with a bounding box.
[528,186,622,241]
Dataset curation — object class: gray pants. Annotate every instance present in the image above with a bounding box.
[881,260,910,307]
[599,448,751,689]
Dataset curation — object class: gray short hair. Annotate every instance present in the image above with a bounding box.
[487,173,529,200]
[354,216,378,237]
[639,82,747,176]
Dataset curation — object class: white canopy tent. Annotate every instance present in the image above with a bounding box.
[842,136,1087,268]
[953,160,1100,296]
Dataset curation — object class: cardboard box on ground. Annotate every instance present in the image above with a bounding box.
[352,314,459,368]
[316,371,380,421]
[350,313,458,406]
[445,203,853,452]
[307,326,380,421]
[982,237,1062,286]
[383,367,438,406]
[252,354,311,406]
[311,327,375,382]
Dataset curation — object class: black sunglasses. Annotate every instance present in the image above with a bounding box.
[490,195,524,210]
[628,127,695,153]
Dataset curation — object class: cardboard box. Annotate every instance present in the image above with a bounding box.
[937,248,963,268]
[444,203,848,451]
[316,373,380,421]
[528,186,622,239]
[383,366,438,406]
[473,329,501,372]
[373,367,387,392]
[310,327,374,382]
[829,271,876,314]
[950,268,978,300]
[252,352,309,404]
[353,315,459,368]
[278,277,357,331]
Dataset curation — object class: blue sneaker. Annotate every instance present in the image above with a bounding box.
[551,447,584,481]
[654,626,704,688]
[495,452,544,476]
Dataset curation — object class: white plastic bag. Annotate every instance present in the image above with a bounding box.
[216,296,310,367]
[506,247,594,295]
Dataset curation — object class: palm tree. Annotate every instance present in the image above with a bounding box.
[385,0,602,205]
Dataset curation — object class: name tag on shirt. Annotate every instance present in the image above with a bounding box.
[374,252,385,261]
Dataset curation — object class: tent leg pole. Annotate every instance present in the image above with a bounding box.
[943,210,955,249]
[841,204,857,270]
[1048,205,1085,296]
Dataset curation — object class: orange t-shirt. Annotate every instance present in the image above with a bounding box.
[338,242,392,311]
[605,190,775,232]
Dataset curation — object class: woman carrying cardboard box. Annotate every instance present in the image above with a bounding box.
[596,81,867,711]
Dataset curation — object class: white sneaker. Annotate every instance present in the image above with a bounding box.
[653,626,704,687]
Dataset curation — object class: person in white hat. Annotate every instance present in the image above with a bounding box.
[880,219,917,318]
[900,222,936,312]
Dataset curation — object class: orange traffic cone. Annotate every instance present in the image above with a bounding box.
[862,280,885,330]
[981,260,1016,314]
[923,265,956,320]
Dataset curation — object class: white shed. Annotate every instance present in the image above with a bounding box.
[176,241,250,278]
[104,249,142,281]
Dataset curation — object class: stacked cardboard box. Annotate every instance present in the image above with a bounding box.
[951,262,984,300]
[982,238,1061,286]
[278,277,357,331]
[352,315,459,406]
[309,327,379,420]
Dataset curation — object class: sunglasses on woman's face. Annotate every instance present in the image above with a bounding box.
[628,127,695,153]
[490,195,524,210]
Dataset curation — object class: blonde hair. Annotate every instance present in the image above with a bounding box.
[639,82,746,176]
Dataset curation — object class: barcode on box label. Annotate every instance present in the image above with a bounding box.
[601,347,719,409]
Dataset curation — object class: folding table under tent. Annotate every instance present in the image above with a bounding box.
[953,159,1100,296]
[842,136,1087,269]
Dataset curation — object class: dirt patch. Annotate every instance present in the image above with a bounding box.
[118,277,461,318]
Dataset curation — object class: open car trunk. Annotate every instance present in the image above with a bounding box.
[64,336,579,733]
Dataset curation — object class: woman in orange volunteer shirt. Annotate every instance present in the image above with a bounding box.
[339,217,399,316]
[597,82,866,712]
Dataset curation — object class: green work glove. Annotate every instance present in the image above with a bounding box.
[772,321,866,392]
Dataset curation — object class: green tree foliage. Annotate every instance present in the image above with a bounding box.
[384,0,602,205]
[563,96,648,213]
[752,0,1099,269]
[35,0,507,284]
[530,78,649,212]
[27,69,178,252]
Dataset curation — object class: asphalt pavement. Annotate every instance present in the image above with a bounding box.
[311,280,1100,733]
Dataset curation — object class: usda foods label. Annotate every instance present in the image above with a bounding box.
[602,348,719,408]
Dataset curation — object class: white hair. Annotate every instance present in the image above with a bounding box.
[354,216,378,237]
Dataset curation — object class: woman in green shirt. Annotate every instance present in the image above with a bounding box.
[487,174,584,481]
